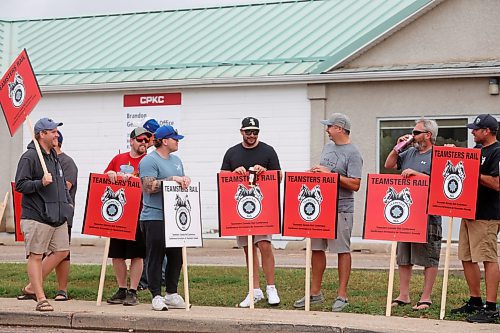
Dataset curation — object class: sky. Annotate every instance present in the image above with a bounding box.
[0,0,270,20]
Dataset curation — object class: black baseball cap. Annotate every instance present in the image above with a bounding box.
[467,114,498,131]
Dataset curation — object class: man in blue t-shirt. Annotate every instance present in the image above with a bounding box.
[139,125,191,311]
[220,117,281,308]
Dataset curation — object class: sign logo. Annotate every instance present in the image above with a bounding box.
[235,184,263,219]
[442,161,465,200]
[383,187,412,225]
[8,73,25,108]
[101,187,126,222]
[298,185,322,222]
[174,194,192,231]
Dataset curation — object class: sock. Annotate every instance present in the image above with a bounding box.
[485,301,496,311]
[118,287,127,292]
[469,296,482,306]
[266,284,275,289]
[128,289,137,294]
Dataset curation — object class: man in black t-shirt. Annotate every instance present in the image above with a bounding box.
[220,117,281,308]
[452,114,499,323]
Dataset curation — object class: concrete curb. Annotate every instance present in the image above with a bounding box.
[0,299,495,333]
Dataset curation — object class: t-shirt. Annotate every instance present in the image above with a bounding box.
[476,141,500,220]
[58,152,78,227]
[397,147,441,225]
[220,142,281,171]
[58,152,78,204]
[104,152,144,176]
[319,141,363,213]
[397,147,432,175]
[139,151,185,221]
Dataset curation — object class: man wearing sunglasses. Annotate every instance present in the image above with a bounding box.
[221,117,281,308]
[104,127,152,306]
[384,118,442,311]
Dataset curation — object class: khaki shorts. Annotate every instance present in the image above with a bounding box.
[237,234,272,247]
[458,219,499,263]
[311,212,353,254]
[21,219,70,257]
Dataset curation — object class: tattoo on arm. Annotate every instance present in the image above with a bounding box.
[142,176,161,194]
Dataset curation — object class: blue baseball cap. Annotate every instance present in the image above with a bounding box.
[467,114,499,131]
[143,118,160,133]
[57,130,63,145]
[34,117,63,134]
[154,125,184,140]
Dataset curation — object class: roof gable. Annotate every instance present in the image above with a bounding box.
[0,0,434,87]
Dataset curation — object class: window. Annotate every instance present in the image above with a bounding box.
[378,118,469,174]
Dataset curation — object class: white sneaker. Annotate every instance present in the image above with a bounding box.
[152,295,168,311]
[266,285,280,305]
[164,293,186,309]
[239,289,264,308]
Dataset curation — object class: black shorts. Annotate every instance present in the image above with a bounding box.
[108,224,146,259]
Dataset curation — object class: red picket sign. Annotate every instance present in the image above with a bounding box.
[0,49,42,136]
[218,170,280,237]
[363,174,429,243]
[82,173,142,240]
[282,172,339,239]
[10,182,24,242]
[427,146,480,219]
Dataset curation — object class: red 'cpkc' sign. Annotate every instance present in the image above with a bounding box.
[283,172,339,239]
[0,49,42,136]
[363,174,429,243]
[218,171,280,237]
[427,146,480,219]
[82,173,142,240]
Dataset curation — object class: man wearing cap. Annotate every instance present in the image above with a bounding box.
[52,130,78,301]
[139,125,190,311]
[384,118,442,311]
[294,113,363,312]
[452,114,499,323]
[220,117,281,308]
[15,118,72,312]
[104,127,151,306]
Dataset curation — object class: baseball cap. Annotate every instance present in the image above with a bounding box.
[130,127,152,139]
[57,130,63,145]
[241,117,259,130]
[154,125,184,140]
[143,118,160,133]
[320,113,351,131]
[466,114,499,131]
[34,117,63,135]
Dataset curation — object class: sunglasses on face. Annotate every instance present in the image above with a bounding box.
[135,136,150,143]
[412,130,428,136]
[244,130,259,135]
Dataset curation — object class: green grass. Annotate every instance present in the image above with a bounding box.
[0,263,476,321]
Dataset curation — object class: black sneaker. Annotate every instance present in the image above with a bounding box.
[123,290,139,306]
[466,308,499,323]
[107,289,127,304]
[450,300,483,314]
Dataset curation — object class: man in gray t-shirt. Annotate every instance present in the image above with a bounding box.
[384,118,442,311]
[294,113,363,312]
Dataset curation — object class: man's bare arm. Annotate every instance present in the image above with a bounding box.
[141,176,162,194]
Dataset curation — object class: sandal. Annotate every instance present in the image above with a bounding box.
[54,290,68,301]
[412,301,432,311]
[36,300,54,312]
[391,299,411,307]
[17,287,37,301]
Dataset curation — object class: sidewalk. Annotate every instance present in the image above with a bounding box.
[0,298,495,333]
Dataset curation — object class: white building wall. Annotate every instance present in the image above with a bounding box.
[24,84,310,237]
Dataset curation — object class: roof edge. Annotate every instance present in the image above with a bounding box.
[319,0,445,73]
[40,65,500,93]
[1,0,311,23]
